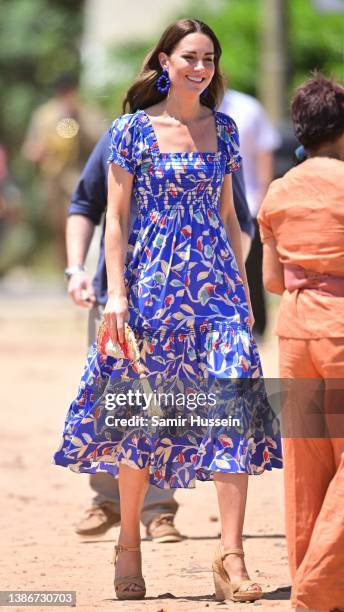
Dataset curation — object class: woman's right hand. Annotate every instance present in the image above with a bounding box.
[103,294,129,345]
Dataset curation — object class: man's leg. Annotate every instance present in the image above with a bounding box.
[141,485,181,543]
[76,303,181,541]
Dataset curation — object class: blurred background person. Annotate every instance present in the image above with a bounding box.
[22,74,102,268]
[0,144,9,243]
[220,89,281,338]
[0,143,24,276]
[258,73,344,612]
[64,126,254,540]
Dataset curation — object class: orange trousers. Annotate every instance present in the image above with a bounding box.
[279,337,344,611]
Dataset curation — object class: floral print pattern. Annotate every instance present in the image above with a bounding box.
[53,110,282,487]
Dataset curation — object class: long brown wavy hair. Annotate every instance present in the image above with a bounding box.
[122,19,225,113]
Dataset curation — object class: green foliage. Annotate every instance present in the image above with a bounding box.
[96,41,151,119]
[101,0,343,113]
[289,0,344,87]
[182,0,343,94]
[0,0,84,150]
[0,0,84,274]
[184,0,260,94]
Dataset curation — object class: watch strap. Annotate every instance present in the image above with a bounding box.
[64,264,86,279]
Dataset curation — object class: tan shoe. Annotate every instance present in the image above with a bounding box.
[75,503,120,536]
[212,546,263,603]
[114,543,146,600]
[146,513,183,543]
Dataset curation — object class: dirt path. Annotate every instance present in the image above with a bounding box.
[1,291,290,611]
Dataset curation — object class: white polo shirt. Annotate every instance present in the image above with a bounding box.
[219,90,281,217]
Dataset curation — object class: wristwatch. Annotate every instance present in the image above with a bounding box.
[64,264,86,280]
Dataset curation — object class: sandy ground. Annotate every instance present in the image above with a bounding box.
[0,287,290,612]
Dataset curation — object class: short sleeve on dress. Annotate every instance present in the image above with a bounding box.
[108,113,140,175]
[217,113,242,174]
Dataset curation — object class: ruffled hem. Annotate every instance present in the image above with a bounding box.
[52,319,283,487]
[96,319,264,381]
[53,435,283,489]
[130,317,249,336]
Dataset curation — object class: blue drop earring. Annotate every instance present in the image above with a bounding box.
[156,68,170,94]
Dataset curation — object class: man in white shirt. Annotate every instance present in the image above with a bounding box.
[220,90,281,336]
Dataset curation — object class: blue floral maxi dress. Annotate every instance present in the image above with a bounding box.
[53,110,282,488]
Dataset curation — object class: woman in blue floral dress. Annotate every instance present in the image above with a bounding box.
[54,18,282,602]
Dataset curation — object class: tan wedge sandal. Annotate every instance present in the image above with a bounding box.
[113,543,146,600]
[212,546,263,603]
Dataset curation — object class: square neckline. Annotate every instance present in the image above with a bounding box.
[139,109,221,158]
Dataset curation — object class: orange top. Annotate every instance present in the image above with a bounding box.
[257,157,344,339]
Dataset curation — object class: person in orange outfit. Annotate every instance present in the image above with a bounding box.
[258,73,344,612]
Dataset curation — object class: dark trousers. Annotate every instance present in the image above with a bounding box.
[245,218,267,336]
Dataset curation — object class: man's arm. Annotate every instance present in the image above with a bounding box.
[240,231,252,262]
[232,165,254,261]
[66,131,109,307]
[66,215,97,306]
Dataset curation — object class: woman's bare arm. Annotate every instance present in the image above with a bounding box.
[104,163,133,343]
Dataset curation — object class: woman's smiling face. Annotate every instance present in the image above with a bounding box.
[159,32,215,97]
